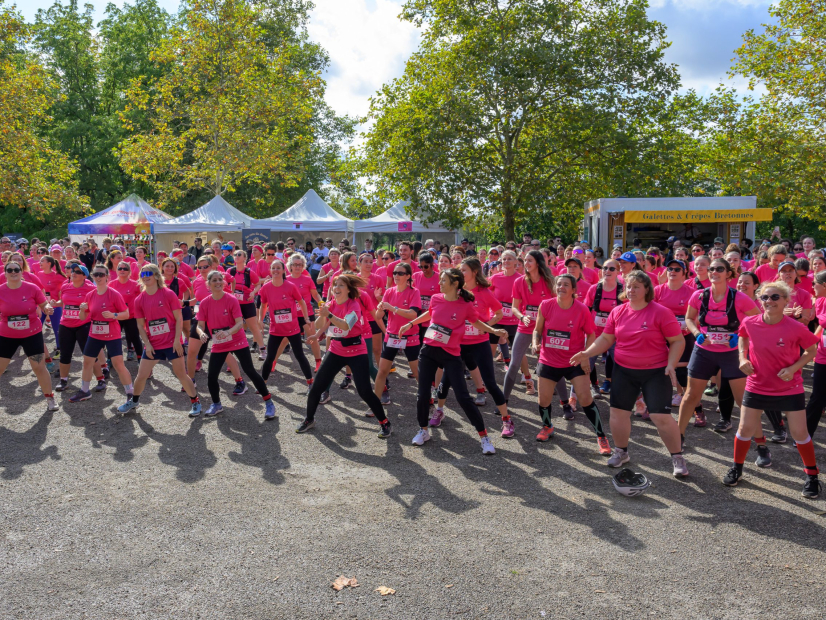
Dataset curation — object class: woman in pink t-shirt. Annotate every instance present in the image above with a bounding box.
[399,268,506,454]
[288,253,323,368]
[532,274,608,454]
[110,259,144,360]
[316,248,340,301]
[584,259,625,396]
[654,259,694,413]
[298,274,390,435]
[488,250,521,367]
[805,271,826,440]
[686,255,710,290]
[357,252,386,365]
[571,271,687,477]
[726,280,821,498]
[37,256,67,343]
[69,265,133,402]
[0,260,58,411]
[776,261,813,323]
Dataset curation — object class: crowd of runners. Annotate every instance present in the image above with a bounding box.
[0,232,824,499]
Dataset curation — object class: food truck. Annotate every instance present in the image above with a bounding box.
[583,196,772,251]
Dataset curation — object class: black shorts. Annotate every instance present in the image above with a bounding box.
[239,302,257,320]
[83,337,123,359]
[490,323,517,344]
[181,305,193,321]
[369,320,382,336]
[679,333,695,364]
[536,362,586,382]
[688,345,746,381]
[743,390,806,411]
[0,331,44,359]
[381,340,421,362]
[610,363,673,414]
[142,346,180,361]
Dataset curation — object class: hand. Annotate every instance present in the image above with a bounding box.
[374,288,382,301]
[695,333,706,345]
[377,301,389,313]
[199,330,209,343]
[173,340,184,357]
[80,302,88,311]
[783,307,795,316]
[101,311,115,319]
[398,323,411,337]
[777,366,794,382]
[581,358,591,373]
[494,329,507,339]
[569,351,588,367]
[144,343,155,360]
[739,359,754,376]
[520,315,532,327]
[664,364,676,383]
[43,304,54,316]
[531,342,540,355]
[318,304,330,318]
[728,333,739,349]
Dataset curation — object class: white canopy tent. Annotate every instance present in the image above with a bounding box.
[153,195,256,253]
[353,200,459,248]
[254,190,353,245]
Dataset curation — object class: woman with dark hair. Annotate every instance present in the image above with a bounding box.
[806,271,826,439]
[37,255,67,351]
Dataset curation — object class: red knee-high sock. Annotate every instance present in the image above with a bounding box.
[733,434,752,465]
[796,436,819,476]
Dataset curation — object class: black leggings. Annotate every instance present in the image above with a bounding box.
[306,352,385,422]
[807,362,826,437]
[438,341,506,407]
[118,318,143,357]
[59,323,91,365]
[417,345,485,431]
[261,333,312,380]
[207,347,268,404]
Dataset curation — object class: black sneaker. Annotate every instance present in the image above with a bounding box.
[755,445,772,468]
[319,391,331,405]
[339,376,352,389]
[713,419,732,433]
[562,403,574,420]
[93,379,107,393]
[770,427,788,443]
[296,419,315,433]
[54,378,69,392]
[68,389,92,403]
[378,421,392,438]
[802,475,822,499]
[102,367,110,381]
[722,465,743,487]
[464,369,472,380]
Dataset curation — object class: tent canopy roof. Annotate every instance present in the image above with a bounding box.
[353,200,454,234]
[154,195,255,233]
[68,194,172,235]
[254,189,352,231]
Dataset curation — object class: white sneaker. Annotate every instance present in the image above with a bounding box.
[520,374,528,385]
[672,454,689,478]
[481,436,495,455]
[257,348,267,361]
[671,393,683,407]
[46,397,59,412]
[590,385,600,399]
[474,392,486,406]
[412,428,431,446]
[607,447,630,468]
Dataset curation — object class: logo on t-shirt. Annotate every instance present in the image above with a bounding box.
[777,338,785,347]
[640,322,648,330]
[568,320,574,329]
[451,313,457,321]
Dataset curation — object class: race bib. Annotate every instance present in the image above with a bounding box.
[526,305,539,321]
[212,328,232,344]
[501,302,513,317]
[64,305,81,320]
[594,311,609,327]
[234,291,246,301]
[545,329,572,350]
[420,296,431,310]
[8,315,29,330]
[707,328,733,344]
[464,320,480,336]
[273,308,292,324]
[91,320,110,336]
[424,323,452,344]
[327,323,350,338]
[386,333,407,349]
[675,314,687,330]
[148,318,170,337]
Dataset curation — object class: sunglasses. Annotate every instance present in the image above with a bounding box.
[602,266,617,272]
[5,267,21,273]
[72,269,85,275]
[709,266,727,273]
[794,247,803,252]
[198,264,210,269]
[760,293,782,302]
[489,251,499,255]
[392,271,407,276]
[140,271,154,278]
[37,250,47,254]
[117,266,131,272]
[287,242,294,246]
[692,249,704,254]
[382,256,391,261]
[92,272,107,278]
[667,267,683,273]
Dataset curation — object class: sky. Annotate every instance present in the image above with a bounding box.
[20,0,774,121]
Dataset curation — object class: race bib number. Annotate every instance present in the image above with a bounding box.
[526,305,539,321]
[212,328,231,344]
[595,311,609,327]
[234,291,246,301]
[273,308,292,324]
[545,329,572,350]
[91,320,110,336]
[707,328,732,344]
[464,320,480,336]
[420,296,431,310]
[148,318,170,337]
[424,323,452,344]
[327,323,350,338]
[675,315,687,330]
[386,333,407,349]
[64,305,81,320]
[501,302,513,318]
[8,315,29,330]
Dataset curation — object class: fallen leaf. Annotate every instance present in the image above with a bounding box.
[331,576,359,591]
[335,602,343,605]
[375,586,396,596]
[595,590,606,593]
[272,576,279,582]
[814,510,826,516]
[445,584,453,588]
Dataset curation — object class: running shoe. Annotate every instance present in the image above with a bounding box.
[562,403,574,420]
[633,397,647,418]
[525,378,536,395]
[802,475,822,499]
[671,393,683,407]
[568,392,577,410]
[428,408,445,427]
[412,428,431,445]
[380,390,391,405]
[770,427,788,444]
[407,371,414,378]
[520,374,528,385]
[188,401,202,418]
[494,352,503,362]
[597,436,612,456]
[251,341,258,352]
[599,380,611,395]
[536,425,555,442]
[205,403,224,417]
[319,391,332,405]
[464,369,471,380]
[390,365,397,373]
[46,397,59,412]
[339,375,352,389]
[474,392,486,406]
[264,400,276,420]
[501,418,515,438]
[126,349,136,362]
[378,421,392,438]
[54,378,69,392]
[258,347,267,361]
[672,454,689,478]
[704,384,718,396]
[722,465,742,487]
[591,384,600,400]
[481,436,495,455]
[693,410,707,427]
[607,447,630,468]
[430,386,439,402]
[296,419,315,433]
[117,398,138,413]
[232,381,247,396]
[69,390,91,403]
[195,360,203,372]
[93,379,107,393]
[755,445,772,468]
[713,419,733,433]
[45,360,57,373]
[102,367,110,381]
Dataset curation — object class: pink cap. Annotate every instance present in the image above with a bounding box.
[50,244,62,252]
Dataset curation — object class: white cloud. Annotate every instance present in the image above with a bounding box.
[307,0,419,120]
[649,0,771,9]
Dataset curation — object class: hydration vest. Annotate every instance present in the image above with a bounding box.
[698,287,740,332]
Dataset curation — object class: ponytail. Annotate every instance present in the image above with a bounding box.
[459,288,475,303]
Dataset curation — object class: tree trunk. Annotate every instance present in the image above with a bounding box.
[502,177,515,241]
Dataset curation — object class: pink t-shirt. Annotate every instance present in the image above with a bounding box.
[583,282,624,336]
[788,287,813,313]
[38,271,67,303]
[488,272,519,326]
[689,288,757,352]
[177,261,196,280]
[60,281,96,327]
[739,315,819,396]
[191,276,211,303]
[289,273,317,317]
[537,298,595,368]
[582,267,600,285]
[259,280,303,337]
[85,288,127,341]
[198,293,248,353]
[133,287,181,350]
[603,302,682,369]
[512,275,553,334]
[110,278,142,315]
[815,296,826,365]
[462,286,501,345]
[0,271,42,288]
[163,276,191,303]
[797,276,814,296]
[654,283,694,334]
[424,294,479,356]
[382,286,423,346]
[321,262,337,299]
[359,272,385,303]
[412,271,440,324]
[755,263,779,283]
[685,277,710,290]
[574,278,592,303]
[130,260,152,281]
[227,266,259,305]
[326,297,367,357]
[386,259,420,287]
[0,282,45,338]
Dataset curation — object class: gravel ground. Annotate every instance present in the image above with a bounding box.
[1,339,825,619]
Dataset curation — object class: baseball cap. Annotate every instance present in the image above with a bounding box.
[714,237,724,243]
[565,257,583,268]
[665,259,686,271]
[619,251,637,263]
[50,244,62,252]
[778,260,796,270]
[667,236,676,243]
[221,244,233,252]
[461,238,469,243]
[71,264,89,277]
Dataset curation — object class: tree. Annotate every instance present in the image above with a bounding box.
[118,0,324,213]
[357,0,680,241]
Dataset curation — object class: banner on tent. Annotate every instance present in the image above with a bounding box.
[243,229,271,249]
[398,221,413,232]
[292,222,303,230]
[135,223,151,235]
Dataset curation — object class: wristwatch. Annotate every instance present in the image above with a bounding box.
[114,313,118,319]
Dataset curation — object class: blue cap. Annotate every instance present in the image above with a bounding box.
[221,244,233,251]
[665,259,686,271]
[72,264,89,277]
[619,251,637,263]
